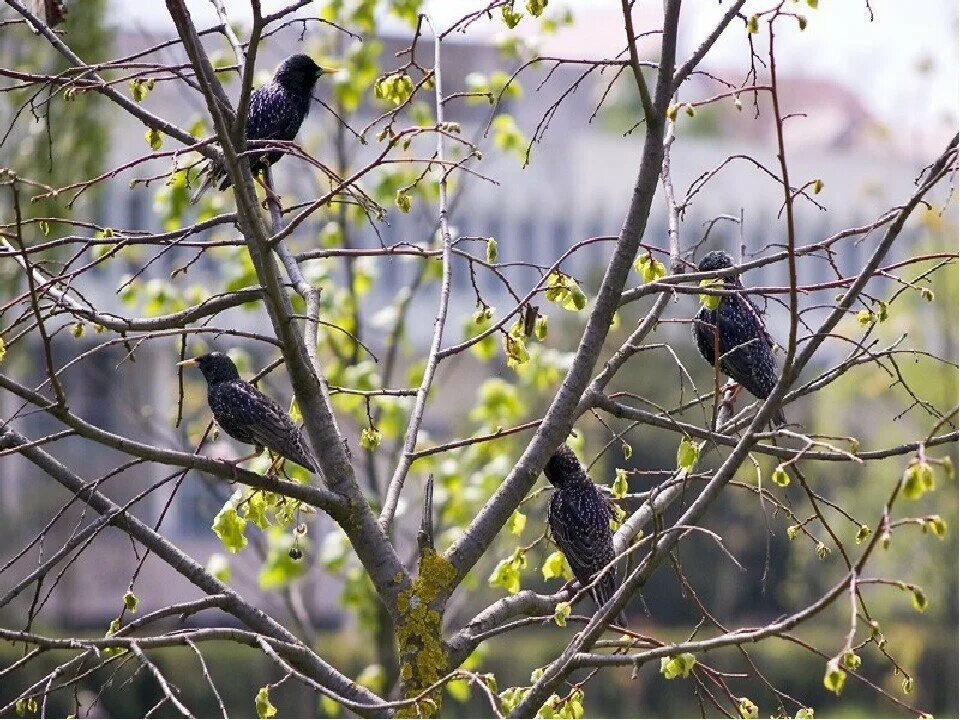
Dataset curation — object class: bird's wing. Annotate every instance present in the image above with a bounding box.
[741,291,776,349]
[215,382,299,452]
[549,487,615,589]
[247,84,299,142]
[715,292,773,355]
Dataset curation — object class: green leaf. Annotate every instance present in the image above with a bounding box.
[255,686,277,719]
[910,587,928,612]
[145,127,162,151]
[553,600,571,627]
[0,336,5,362]
[634,255,665,284]
[526,0,548,17]
[823,659,846,695]
[771,465,790,487]
[611,468,629,499]
[243,490,271,530]
[795,709,814,719]
[122,590,139,613]
[206,553,231,582]
[542,550,574,582]
[855,524,871,544]
[128,78,152,102]
[875,300,889,322]
[841,651,861,671]
[812,178,824,194]
[395,189,412,213]
[746,14,759,33]
[504,329,530,369]
[903,461,935,500]
[676,437,699,473]
[698,278,722,310]
[15,698,38,717]
[902,676,913,694]
[374,72,414,106]
[360,426,382,451]
[737,697,759,719]
[486,237,498,263]
[447,677,471,702]
[491,113,529,163]
[786,524,799,540]
[489,549,526,594]
[212,505,248,553]
[501,3,523,28]
[927,515,947,538]
[509,509,527,535]
[534,314,548,340]
[660,653,696,680]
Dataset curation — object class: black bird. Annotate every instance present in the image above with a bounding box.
[178,352,318,473]
[192,54,326,201]
[545,444,625,624]
[693,250,786,426]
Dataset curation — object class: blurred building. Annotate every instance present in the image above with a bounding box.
[0,23,931,631]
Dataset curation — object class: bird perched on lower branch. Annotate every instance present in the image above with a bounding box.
[693,250,787,427]
[192,54,328,202]
[545,444,626,625]
[178,352,318,473]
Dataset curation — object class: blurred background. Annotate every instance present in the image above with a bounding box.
[0,0,957,717]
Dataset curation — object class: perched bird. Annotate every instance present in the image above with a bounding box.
[693,250,786,426]
[192,54,326,201]
[178,352,318,472]
[545,444,625,624]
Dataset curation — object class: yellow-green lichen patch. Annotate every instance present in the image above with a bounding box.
[394,549,456,718]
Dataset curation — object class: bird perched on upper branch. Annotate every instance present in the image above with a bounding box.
[545,444,625,624]
[192,54,327,202]
[693,250,787,427]
[178,352,318,473]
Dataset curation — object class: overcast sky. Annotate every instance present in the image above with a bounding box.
[112,0,958,155]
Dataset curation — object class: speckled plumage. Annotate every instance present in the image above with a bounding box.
[182,352,318,472]
[693,251,786,426]
[195,54,322,198]
[545,445,623,621]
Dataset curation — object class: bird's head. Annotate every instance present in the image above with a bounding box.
[697,250,740,286]
[178,351,240,385]
[275,54,328,95]
[544,444,587,488]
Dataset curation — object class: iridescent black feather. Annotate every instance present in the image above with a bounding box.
[193,54,322,200]
[693,251,786,426]
[185,352,318,472]
[545,445,624,623]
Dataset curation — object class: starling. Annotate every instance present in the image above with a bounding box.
[693,250,786,426]
[192,54,326,201]
[178,352,319,473]
[545,444,625,624]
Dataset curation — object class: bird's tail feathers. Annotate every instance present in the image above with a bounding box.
[189,171,214,205]
[591,572,628,628]
[190,159,229,204]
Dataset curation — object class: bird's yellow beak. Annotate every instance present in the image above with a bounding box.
[318,65,336,76]
[177,358,198,367]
